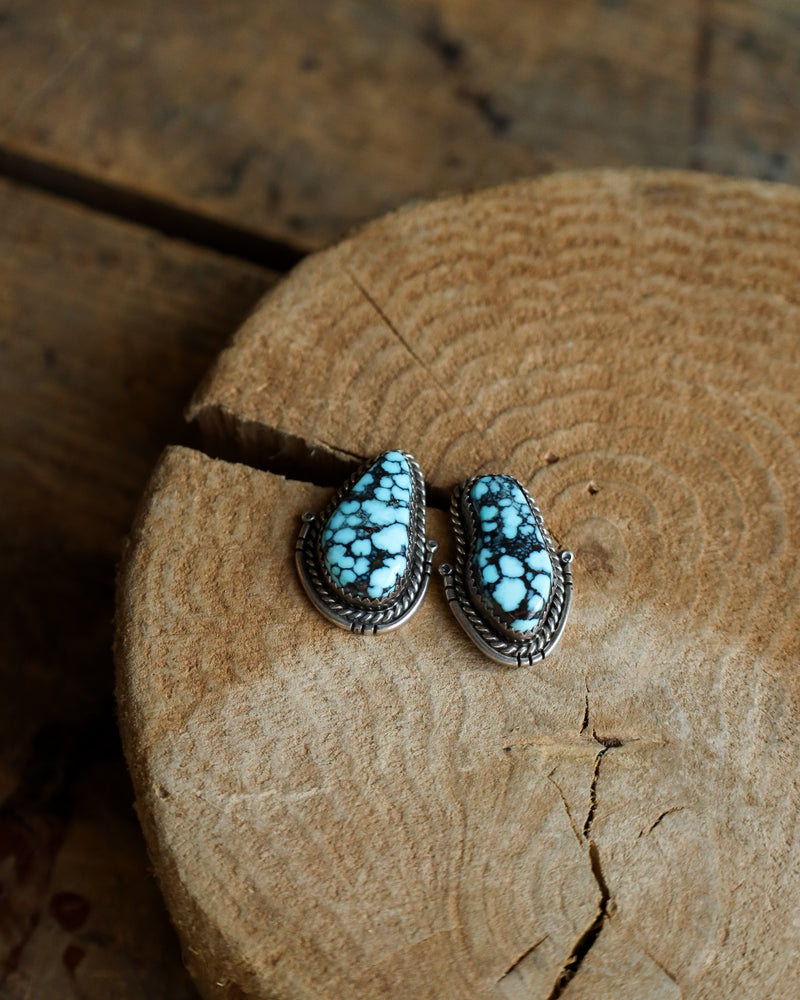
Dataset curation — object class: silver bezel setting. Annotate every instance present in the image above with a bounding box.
[296,451,437,634]
[440,477,573,666]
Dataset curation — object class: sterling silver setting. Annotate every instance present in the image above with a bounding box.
[440,477,573,666]
[296,452,437,634]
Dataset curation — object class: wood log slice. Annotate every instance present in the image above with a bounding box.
[116,170,800,999]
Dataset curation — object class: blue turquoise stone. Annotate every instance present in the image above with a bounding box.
[468,475,554,636]
[320,451,414,603]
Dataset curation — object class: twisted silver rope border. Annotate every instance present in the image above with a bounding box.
[440,478,573,666]
[296,451,437,634]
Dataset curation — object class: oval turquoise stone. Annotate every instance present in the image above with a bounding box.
[467,475,554,636]
[319,451,414,604]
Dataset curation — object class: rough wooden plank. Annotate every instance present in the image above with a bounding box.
[2,1,800,250]
[0,180,271,558]
[121,171,800,997]
[0,178,273,998]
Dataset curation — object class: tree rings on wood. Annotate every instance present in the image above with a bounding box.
[117,170,800,999]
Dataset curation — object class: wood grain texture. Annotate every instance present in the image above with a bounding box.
[2,1,800,250]
[0,178,272,998]
[117,451,598,1000]
[120,171,800,997]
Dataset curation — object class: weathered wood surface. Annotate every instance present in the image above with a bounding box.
[2,1,800,250]
[0,177,272,998]
[119,171,800,998]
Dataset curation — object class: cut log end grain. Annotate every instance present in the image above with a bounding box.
[117,170,800,999]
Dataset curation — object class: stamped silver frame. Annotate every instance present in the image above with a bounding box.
[440,477,573,666]
[296,451,437,634]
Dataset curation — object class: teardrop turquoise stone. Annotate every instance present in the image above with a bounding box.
[319,451,414,603]
[468,475,554,635]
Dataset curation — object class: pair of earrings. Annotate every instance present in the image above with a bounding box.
[295,450,573,666]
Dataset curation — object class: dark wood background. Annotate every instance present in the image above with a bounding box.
[2,2,799,996]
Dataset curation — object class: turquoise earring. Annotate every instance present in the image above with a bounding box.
[440,475,573,665]
[296,451,437,634]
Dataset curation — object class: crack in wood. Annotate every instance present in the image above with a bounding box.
[498,934,548,981]
[580,683,590,734]
[643,948,680,987]
[339,264,491,490]
[641,806,687,838]
[583,730,632,839]
[547,770,583,846]
[543,841,610,1000]
[184,410,452,509]
[343,266,431,374]
[0,144,305,272]
[535,711,618,995]
[184,408,362,488]
[582,746,608,840]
